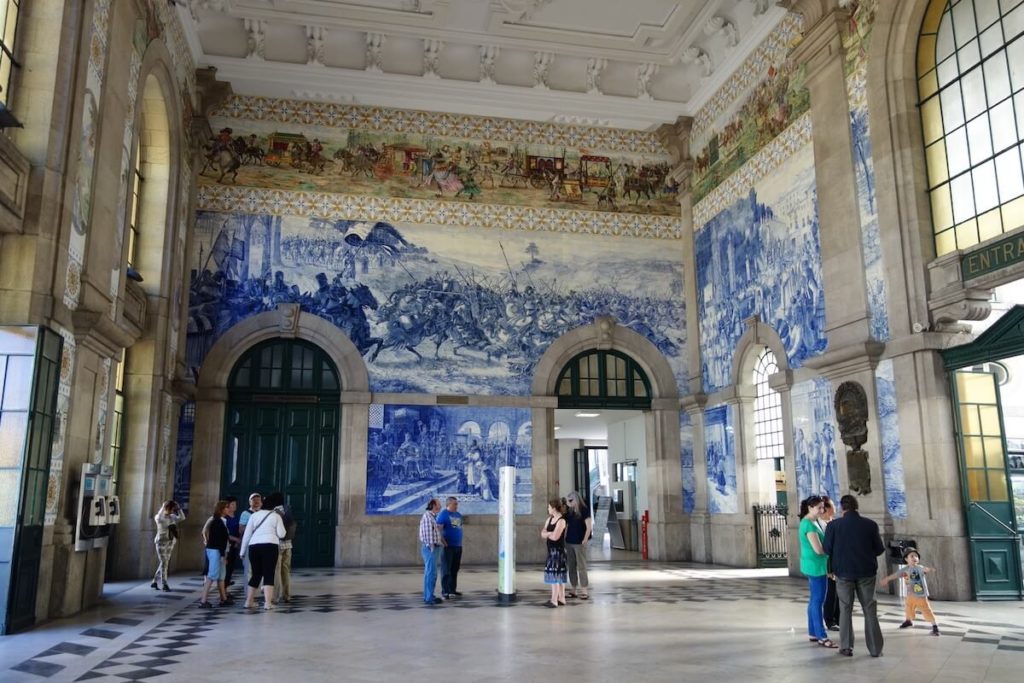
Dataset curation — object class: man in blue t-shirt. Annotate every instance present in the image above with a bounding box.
[436,497,464,599]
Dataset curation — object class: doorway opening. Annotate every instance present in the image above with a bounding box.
[554,348,652,561]
[223,338,340,567]
[942,299,1024,599]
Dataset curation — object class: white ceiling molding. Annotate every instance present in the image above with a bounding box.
[182,1,789,130]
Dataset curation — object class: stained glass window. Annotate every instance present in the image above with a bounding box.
[918,0,1024,256]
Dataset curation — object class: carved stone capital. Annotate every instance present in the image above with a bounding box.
[594,314,616,349]
[927,251,993,326]
[781,0,844,29]
[786,5,848,83]
[195,67,233,117]
[680,392,708,416]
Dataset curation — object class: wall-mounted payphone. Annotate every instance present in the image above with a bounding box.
[74,463,119,551]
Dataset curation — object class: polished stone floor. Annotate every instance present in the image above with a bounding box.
[2,560,1023,682]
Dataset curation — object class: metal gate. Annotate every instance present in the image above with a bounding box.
[753,504,788,568]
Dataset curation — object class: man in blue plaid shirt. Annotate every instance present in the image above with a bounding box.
[419,498,445,604]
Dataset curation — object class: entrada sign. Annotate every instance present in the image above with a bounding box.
[961,233,1024,280]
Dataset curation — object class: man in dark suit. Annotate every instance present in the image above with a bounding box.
[823,494,885,658]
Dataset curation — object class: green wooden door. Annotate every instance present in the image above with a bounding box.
[222,339,340,568]
[952,369,1023,599]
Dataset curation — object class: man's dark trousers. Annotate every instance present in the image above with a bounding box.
[441,545,462,596]
[837,576,883,656]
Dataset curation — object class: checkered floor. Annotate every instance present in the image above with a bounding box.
[4,565,1024,681]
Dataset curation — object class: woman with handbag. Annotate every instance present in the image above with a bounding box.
[152,500,185,591]
[240,500,286,610]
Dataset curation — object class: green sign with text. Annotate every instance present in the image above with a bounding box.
[961,233,1024,280]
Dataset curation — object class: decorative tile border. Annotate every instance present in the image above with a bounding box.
[693,13,804,139]
[212,96,668,157]
[196,185,684,240]
[693,112,812,229]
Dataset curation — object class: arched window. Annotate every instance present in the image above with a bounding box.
[918,0,1024,256]
[127,137,143,269]
[752,348,784,470]
[556,349,651,409]
[229,339,340,395]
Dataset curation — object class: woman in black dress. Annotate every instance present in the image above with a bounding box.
[541,497,568,608]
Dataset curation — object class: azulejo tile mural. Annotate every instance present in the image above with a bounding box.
[196,185,684,240]
[202,97,680,217]
[843,0,891,343]
[791,377,840,506]
[875,359,907,518]
[690,17,809,204]
[695,142,826,394]
[366,404,532,515]
[680,411,696,514]
[704,404,737,514]
[186,211,687,396]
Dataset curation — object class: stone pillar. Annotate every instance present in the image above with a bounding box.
[768,369,803,574]
[681,395,709,563]
[786,0,889,520]
[788,1,873,351]
[644,400,685,561]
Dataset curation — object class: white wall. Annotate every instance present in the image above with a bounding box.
[607,414,648,515]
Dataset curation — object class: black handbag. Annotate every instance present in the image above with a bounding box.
[168,523,179,540]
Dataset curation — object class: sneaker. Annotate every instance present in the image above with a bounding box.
[838,649,853,657]
[899,620,913,629]
[150,582,159,590]
[162,584,171,592]
[428,597,443,604]
[931,626,940,636]
[452,591,463,597]
[442,593,450,599]
[198,601,213,609]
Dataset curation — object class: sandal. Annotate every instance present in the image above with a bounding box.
[818,639,838,649]
[567,591,577,598]
[579,593,589,600]
[808,637,819,643]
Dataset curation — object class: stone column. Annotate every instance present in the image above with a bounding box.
[786,0,888,521]
[681,395,709,563]
[644,400,685,561]
[768,369,802,574]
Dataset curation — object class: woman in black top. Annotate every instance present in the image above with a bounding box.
[541,497,568,608]
[199,501,232,608]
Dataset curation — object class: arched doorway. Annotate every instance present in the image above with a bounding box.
[223,338,340,567]
[555,348,654,555]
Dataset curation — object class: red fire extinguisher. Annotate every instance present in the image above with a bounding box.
[641,510,649,560]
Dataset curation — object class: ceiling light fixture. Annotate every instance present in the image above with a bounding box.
[574,412,600,418]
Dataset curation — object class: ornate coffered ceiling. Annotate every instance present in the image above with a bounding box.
[179,0,789,129]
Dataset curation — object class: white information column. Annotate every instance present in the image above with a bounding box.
[496,465,517,604]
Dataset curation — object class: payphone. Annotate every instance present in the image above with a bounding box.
[74,463,118,551]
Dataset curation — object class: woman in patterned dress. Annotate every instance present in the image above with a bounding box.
[541,497,568,608]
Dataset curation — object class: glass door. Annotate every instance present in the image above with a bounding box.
[952,369,1022,599]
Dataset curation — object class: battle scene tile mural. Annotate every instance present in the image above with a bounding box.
[875,359,906,518]
[366,404,532,515]
[695,143,826,394]
[704,404,736,514]
[790,377,840,506]
[187,211,687,396]
[680,411,696,514]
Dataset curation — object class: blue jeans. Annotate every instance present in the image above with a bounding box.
[421,544,442,602]
[807,575,827,640]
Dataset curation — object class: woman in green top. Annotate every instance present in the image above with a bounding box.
[799,495,835,648]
